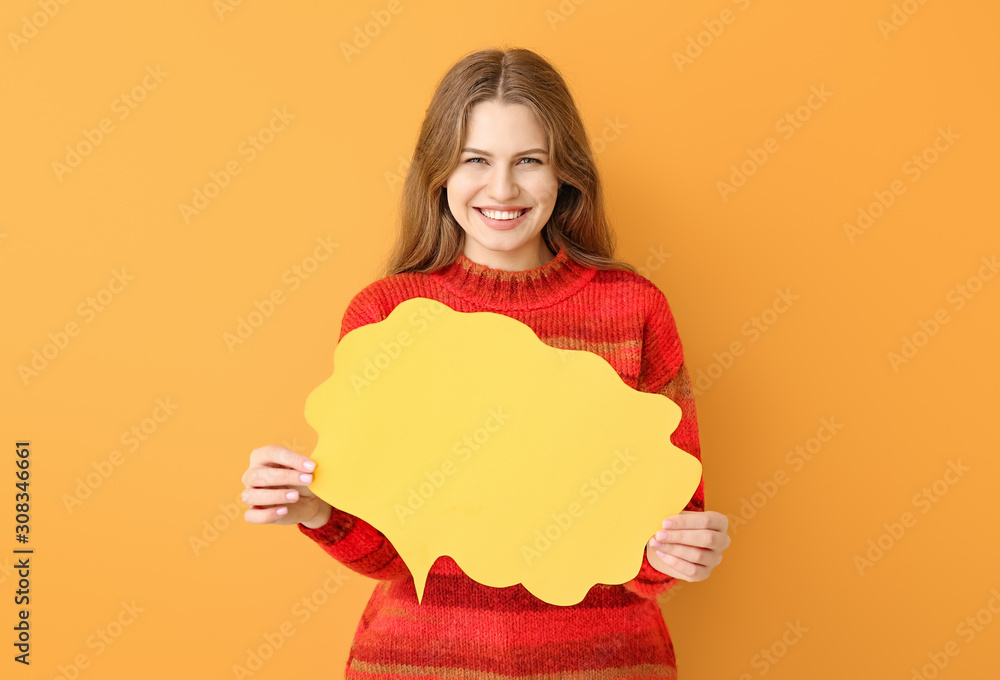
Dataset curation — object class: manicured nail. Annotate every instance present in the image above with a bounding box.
[276,507,288,516]
[286,491,298,501]
[303,460,316,471]
[656,530,670,541]
[300,473,313,483]
[662,519,674,529]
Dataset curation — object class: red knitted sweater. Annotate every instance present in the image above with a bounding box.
[299,244,705,679]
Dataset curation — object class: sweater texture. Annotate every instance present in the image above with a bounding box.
[299,244,705,679]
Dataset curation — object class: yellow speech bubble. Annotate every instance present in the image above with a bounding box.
[304,297,701,606]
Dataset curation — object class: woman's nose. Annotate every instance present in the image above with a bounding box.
[487,167,517,200]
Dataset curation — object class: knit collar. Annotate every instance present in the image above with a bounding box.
[433,245,596,311]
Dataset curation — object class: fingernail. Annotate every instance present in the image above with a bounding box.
[649,538,662,548]
[662,519,674,529]
[286,491,298,501]
[276,507,288,516]
[300,473,313,483]
[656,550,668,560]
[303,460,316,471]
[656,530,670,541]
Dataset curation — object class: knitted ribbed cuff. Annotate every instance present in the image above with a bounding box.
[297,506,357,544]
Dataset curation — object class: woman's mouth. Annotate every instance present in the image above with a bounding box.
[475,207,531,230]
[476,207,529,220]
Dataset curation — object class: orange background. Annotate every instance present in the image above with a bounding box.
[3,0,998,678]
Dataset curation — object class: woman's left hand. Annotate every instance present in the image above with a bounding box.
[646,510,731,582]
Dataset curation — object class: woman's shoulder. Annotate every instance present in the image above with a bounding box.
[590,264,675,314]
[339,271,434,336]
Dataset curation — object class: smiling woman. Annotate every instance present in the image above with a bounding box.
[443,101,561,270]
[242,45,730,680]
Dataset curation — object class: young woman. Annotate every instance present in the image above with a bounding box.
[242,46,731,678]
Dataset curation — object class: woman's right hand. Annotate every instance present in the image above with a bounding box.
[242,445,332,529]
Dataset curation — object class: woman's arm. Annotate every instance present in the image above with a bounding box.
[621,287,706,600]
[298,506,413,581]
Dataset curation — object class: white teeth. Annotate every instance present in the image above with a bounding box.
[479,208,525,220]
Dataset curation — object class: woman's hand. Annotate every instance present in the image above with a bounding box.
[241,445,332,528]
[645,510,731,582]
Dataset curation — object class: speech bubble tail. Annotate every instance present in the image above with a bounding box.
[412,567,429,605]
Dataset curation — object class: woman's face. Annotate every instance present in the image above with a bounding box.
[444,100,561,271]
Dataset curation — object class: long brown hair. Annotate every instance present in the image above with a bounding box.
[374,46,638,279]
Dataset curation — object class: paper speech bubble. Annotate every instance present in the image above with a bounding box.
[304,297,702,606]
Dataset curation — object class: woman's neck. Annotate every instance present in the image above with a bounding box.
[460,238,557,272]
[431,244,596,311]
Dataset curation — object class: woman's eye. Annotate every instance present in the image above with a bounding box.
[464,157,541,165]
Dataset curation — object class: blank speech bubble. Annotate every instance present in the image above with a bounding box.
[304,297,702,606]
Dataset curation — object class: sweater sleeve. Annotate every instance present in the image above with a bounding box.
[621,285,705,600]
[297,285,413,582]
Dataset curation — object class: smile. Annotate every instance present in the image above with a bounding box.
[476,207,529,220]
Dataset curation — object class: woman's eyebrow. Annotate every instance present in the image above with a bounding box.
[461,147,549,156]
